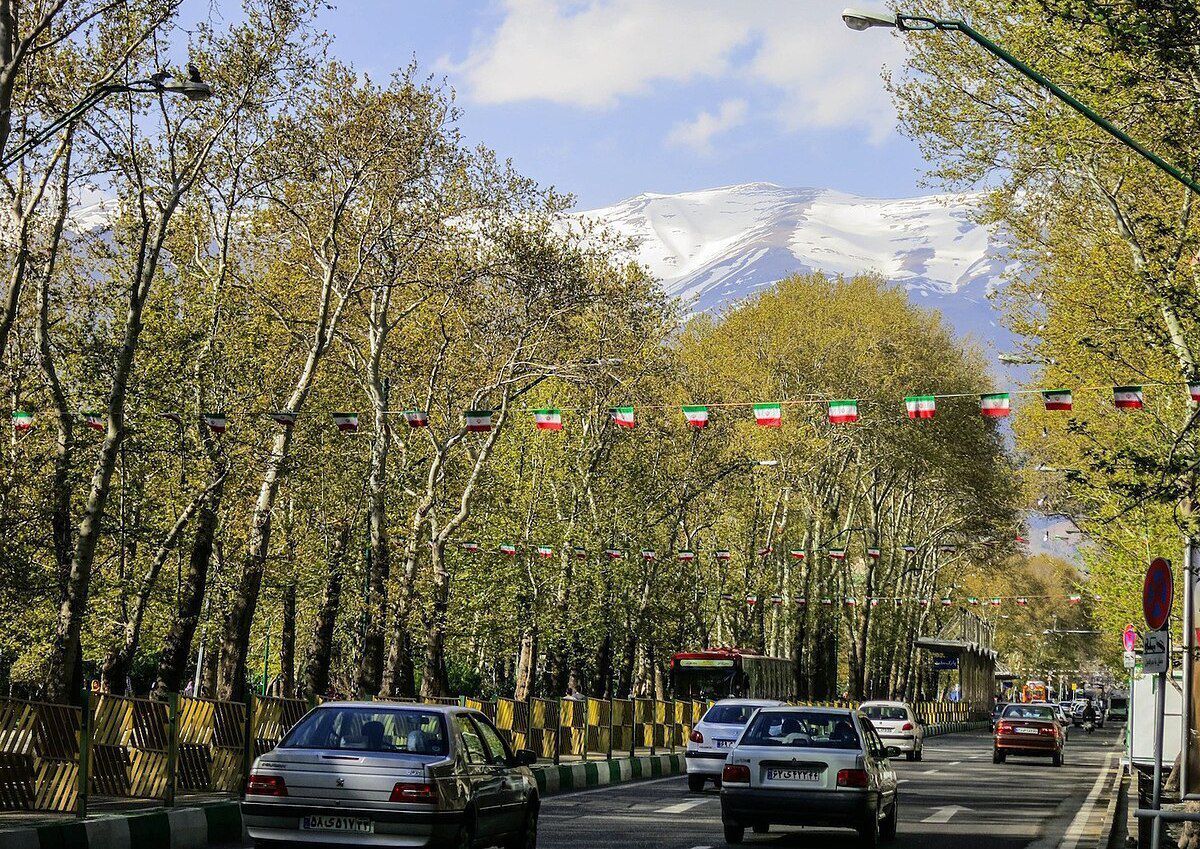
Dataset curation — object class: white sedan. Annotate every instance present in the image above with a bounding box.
[720,706,899,845]
[686,698,783,791]
[859,700,923,761]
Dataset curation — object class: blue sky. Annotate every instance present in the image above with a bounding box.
[309,1,931,210]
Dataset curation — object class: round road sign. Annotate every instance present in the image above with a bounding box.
[1122,623,1137,651]
[1143,557,1173,631]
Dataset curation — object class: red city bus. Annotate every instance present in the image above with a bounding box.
[668,648,794,701]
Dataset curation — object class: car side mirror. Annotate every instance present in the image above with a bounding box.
[512,749,537,767]
[884,746,902,759]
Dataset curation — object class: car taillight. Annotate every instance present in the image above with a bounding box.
[1039,725,1058,737]
[837,768,869,788]
[689,729,704,744]
[390,781,438,804]
[901,722,914,731]
[996,721,1012,734]
[246,773,287,797]
[722,763,751,784]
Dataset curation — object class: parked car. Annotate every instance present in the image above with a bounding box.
[1107,695,1129,724]
[993,703,1065,767]
[686,698,783,791]
[860,700,923,761]
[720,706,899,846]
[990,702,1009,731]
[243,701,539,848]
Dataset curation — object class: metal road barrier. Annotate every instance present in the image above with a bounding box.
[0,692,983,818]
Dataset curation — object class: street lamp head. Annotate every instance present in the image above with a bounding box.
[842,7,898,30]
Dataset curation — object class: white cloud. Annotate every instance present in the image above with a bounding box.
[447,1,907,141]
[666,99,748,154]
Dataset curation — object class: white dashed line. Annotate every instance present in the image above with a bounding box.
[1058,752,1116,849]
[655,798,712,814]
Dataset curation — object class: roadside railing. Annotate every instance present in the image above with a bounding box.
[0,692,984,817]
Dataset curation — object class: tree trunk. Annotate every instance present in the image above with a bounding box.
[513,626,538,701]
[279,578,296,698]
[301,525,350,698]
[357,381,390,697]
[420,545,452,698]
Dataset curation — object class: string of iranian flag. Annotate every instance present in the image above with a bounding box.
[11,381,1194,434]
[724,593,1091,608]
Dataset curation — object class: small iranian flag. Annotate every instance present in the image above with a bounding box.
[605,548,624,560]
[753,403,781,427]
[967,597,980,605]
[941,598,953,607]
[1043,389,1073,411]
[828,399,859,424]
[789,550,806,561]
[745,595,758,606]
[640,549,656,561]
[269,411,296,427]
[573,547,588,560]
[715,549,731,561]
[919,599,930,608]
[1068,594,1082,604]
[828,548,846,560]
[536,545,554,558]
[757,546,772,556]
[720,593,735,602]
[160,412,182,425]
[11,410,32,431]
[1015,535,1029,544]
[769,595,783,605]
[867,547,881,559]
[464,410,493,432]
[534,409,562,431]
[902,544,917,554]
[870,598,880,608]
[499,544,517,556]
[844,597,857,607]
[1016,597,1029,606]
[980,393,1011,417]
[82,411,104,431]
[989,597,1002,607]
[1189,383,1200,404]
[677,550,695,562]
[610,406,636,428]
[905,395,936,419]
[682,405,709,428]
[819,598,833,606]
[403,410,429,428]
[332,412,358,433]
[461,541,480,553]
[795,597,807,607]
[1113,385,1144,409]
[202,413,227,433]
[939,544,957,553]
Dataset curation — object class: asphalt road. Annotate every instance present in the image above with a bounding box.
[537,727,1123,849]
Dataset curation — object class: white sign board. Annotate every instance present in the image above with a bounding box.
[1129,670,1183,769]
[1143,628,1170,674]
[1124,649,1137,670]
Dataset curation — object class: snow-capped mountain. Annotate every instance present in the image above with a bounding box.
[576,182,1015,350]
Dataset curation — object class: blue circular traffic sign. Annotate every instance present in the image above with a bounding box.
[1143,557,1173,631]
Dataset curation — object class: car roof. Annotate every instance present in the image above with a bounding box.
[709,698,784,706]
[860,700,910,708]
[755,705,856,715]
[314,700,460,713]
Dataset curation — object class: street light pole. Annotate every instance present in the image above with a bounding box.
[841,8,1200,196]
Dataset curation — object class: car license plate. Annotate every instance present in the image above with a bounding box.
[1014,727,1038,735]
[301,815,374,834]
[715,739,734,748]
[766,768,820,782]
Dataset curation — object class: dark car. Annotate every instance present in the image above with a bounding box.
[243,702,539,848]
[993,703,1065,767]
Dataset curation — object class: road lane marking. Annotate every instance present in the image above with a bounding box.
[542,774,685,803]
[656,798,712,814]
[944,761,962,766]
[922,804,972,823]
[914,769,942,775]
[1058,752,1116,849]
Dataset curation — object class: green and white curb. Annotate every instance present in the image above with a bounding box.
[3,802,241,849]
[924,720,988,737]
[533,753,685,795]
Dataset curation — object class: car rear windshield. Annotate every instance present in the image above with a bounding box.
[740,711,861,750]
[281,707,449,756]
[703,704,760,725]
[1109,698,1128,709]
[1002,705,1055,721]
[862,706,907,721]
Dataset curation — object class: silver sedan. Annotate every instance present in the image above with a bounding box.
[242,701,539,848]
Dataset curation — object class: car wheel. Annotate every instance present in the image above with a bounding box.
[713,775,722,789]
[858,812,880,848]
[752,823,770,834]
[881,800,898,841]
[905,751,915,762]
[505,804,538,849]
[723,821,745,845]
[992,749,1006,764]
[688,773,706,792]
[453,816,475,849]
[1053,751,1063,767]
[914,747,923,762]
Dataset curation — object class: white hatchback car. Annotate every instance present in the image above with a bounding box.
[686,699,783,791]
[859,700,923,761]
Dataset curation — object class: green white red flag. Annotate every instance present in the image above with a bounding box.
[682,405,709,428]
[795,597,807,606]
[905,396,936,419]
[534,409,562,431]
[753,403,781,427]
[980,393,1010,417]
[828,548,846,560]
[610,407,636,428]
[640,549,656,561]
[1043,389,1072,411]
[160,412,182,425]
[941,598,953,607]
[573,547,588,560]
[1113,385,1144,409]
[270,412,296,427]
[536,545,553,558]
[902,544,917,554]
[461,541,479,553]
[989,597,1002,606]
[464,410,493,432]
[720,593,734,602]
[1068,594,1082,604]
[202,413,227,433]
[867,547,881,559]
[819,598,833,606]
[1190,383,1200,404]
[789,550,806,560]
[11,410,32,431]
[967,597,980,605]
[1015,597,1028,606]
[605,548,624,560]
[499,544,517,556]
[715,549,731,561]
[757,546,772,556]
[403,410,429,428]
[769,595,783,605]
[332,412,358,433]
[844,597,857,607]
[745,595,758,606]
[82,411,104,431]
[828,399,859,424]
[677,550,695,562]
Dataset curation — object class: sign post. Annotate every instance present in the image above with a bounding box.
[1184,540,1200,800]
[1143,557,1174,849]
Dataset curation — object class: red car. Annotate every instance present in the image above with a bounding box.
[993,703,1065,766]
